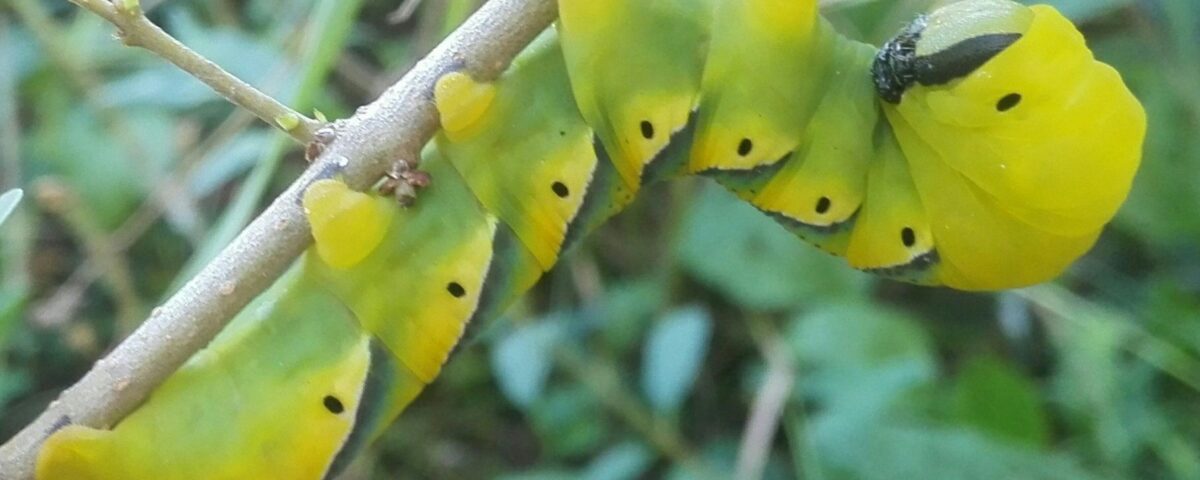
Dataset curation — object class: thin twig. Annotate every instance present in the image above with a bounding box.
[68,0,322,143]
[555,346,718,478]
[28,110,259,329]
[735,317,797,480]
[0,15,31,295]
[33,178,145,334]
[387,0,425,25]
[0,0,557,477]
[11,0,207,242]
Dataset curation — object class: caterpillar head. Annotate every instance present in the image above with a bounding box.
[873,0,1033,103]
[870,0,1146,289]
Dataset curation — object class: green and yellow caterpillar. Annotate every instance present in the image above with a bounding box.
[35,0,1145,478]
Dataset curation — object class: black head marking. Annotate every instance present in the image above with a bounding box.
[874,15,1021,103]
[912,33,1022,86]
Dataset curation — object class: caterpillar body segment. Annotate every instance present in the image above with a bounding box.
[557,0,711,195]
[844,128,937,285]
[689,2,833,173]
[35,1,1145,478]
[37,264,379,479]
[718,38,879,256]
[435,32,599,272]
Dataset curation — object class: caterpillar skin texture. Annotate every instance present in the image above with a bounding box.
[36,0,1144,478]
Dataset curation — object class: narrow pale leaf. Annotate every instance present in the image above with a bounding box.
[641,306,713,412]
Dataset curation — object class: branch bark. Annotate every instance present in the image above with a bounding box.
[0,0,557,477]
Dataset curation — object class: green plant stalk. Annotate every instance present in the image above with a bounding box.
[68,0,321,143]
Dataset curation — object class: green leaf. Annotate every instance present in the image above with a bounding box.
[677,185,870,310]
[497,471,575,480]
[490,320,563,409]
[186,131,272,198]
[810,422,1107,480]
[641,306,713,413]
[27,107,175,228]
[787,302,935,409]
[0,189,21,226]
[0,288,27,349]
[0,368,31,411]
[663,438,738,480]
[595,278,667,351]
[581,442,653,480]
[951,355,1050,447]
[530,387,610,457]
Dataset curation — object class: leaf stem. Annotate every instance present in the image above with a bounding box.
[68,0,322,143]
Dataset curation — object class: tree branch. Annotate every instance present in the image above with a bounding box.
[0,0,557,477]
[68,0,322,143]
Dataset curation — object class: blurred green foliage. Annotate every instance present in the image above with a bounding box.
[1,0,1198,478]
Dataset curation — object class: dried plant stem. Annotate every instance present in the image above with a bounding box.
[736,317,797,480]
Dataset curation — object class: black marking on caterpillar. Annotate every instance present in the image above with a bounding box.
[562,140,622,252]
[325,341,397,480]
[901,227,917,247]
[465,224,524,330]
[763,208,858,236]
[997,93,1022,111]
[323,395,345,414]
[640,120,655,139]
[641,111,700,187]
[816,197,833,214]
[551,181,570,198]
[873,14,1021,103]
[697,153,792,185]
[737,138,753,156]
[914,33,1022,86]
[863,249,940,278]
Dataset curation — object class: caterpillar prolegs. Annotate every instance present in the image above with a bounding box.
[35,0,1144,478]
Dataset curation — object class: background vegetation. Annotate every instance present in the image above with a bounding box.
[1,0,1197,478]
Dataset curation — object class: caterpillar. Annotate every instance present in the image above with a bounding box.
[34,0,1144,478]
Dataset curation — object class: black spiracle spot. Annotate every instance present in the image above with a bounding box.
[552,181,570,198]
[323,395,344,414]
[640,121,655,140]
[738,138,753,156]
[815,197,832,214]
[996,93,1022,112]
[901,227,917,247]
[447,282,466,298]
